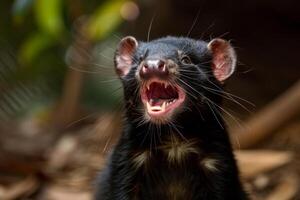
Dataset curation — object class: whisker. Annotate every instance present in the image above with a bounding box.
[147,13,156,42]
[204,96,243,129]
[186,10,201,37]
[178,78,243,128]
[179,73,253,113]
[98,78,120,83]
[168,121,188,141]
[215,31,230,39]
[89,62,114,69]
[203,81,255,106]
[201,85,253,113]
[205,100,224,129]
[179,70,255,107]
[65,112,98,128]
[199,21,215,40]
[68,65,104,74]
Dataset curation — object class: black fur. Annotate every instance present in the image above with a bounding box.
[95,37,248,200]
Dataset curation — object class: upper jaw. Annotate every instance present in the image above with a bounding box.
[140,78,186,123]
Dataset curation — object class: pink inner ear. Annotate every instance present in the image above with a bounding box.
[116,55,133,76]
[208,39,236,82]
[115,36,138,77]
[212,51,233,81]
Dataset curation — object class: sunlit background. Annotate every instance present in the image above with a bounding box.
[0,0,299,199]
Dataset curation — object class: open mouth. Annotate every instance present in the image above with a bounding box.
[141,80,185,119]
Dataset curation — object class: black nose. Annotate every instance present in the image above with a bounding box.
[139,59,168,79]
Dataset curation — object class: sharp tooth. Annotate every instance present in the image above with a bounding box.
[164,83,167,88]
[162,101,166,111]
[152,106,161,111]
[146,84,150,90]
[147,102,151,111]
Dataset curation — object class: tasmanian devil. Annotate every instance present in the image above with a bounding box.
[95,36,249,200]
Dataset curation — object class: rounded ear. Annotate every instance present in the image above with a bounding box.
[115,36,138,77]
[207,38,236,82]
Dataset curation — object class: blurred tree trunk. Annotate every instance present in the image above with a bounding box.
[52,26,92,129]
[231,80,300,148]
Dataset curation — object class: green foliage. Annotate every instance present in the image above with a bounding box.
[0,0,129,119]
[19,32,54,65]
[34,0,65,37]
[86,0,124,41]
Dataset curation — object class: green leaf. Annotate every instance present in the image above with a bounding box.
[86,0,124,41]
[19,32,53,65]
[34,0,65,37]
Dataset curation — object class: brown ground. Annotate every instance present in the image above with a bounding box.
[0,112,299,200]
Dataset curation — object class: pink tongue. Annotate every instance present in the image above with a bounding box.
[150,99,165,106]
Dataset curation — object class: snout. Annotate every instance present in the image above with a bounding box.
[139,59,169,80]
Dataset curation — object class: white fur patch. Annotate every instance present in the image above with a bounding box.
[132,151,150,169]
[201,157,219,172]
[161,136,199,163]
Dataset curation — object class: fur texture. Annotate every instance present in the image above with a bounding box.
[95,37,248,200]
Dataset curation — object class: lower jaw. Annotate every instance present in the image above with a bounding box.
[143,100,183,123]
[147,111,172,120]
[145,112,172,123]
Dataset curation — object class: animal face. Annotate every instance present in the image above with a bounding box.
[114,36,236,124]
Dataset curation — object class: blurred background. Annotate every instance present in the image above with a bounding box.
[0,0,299,199]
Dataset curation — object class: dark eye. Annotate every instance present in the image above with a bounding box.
[139,55,144,61]
[181,55,192,65]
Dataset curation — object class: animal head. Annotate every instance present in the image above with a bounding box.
[114,36,236,124]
